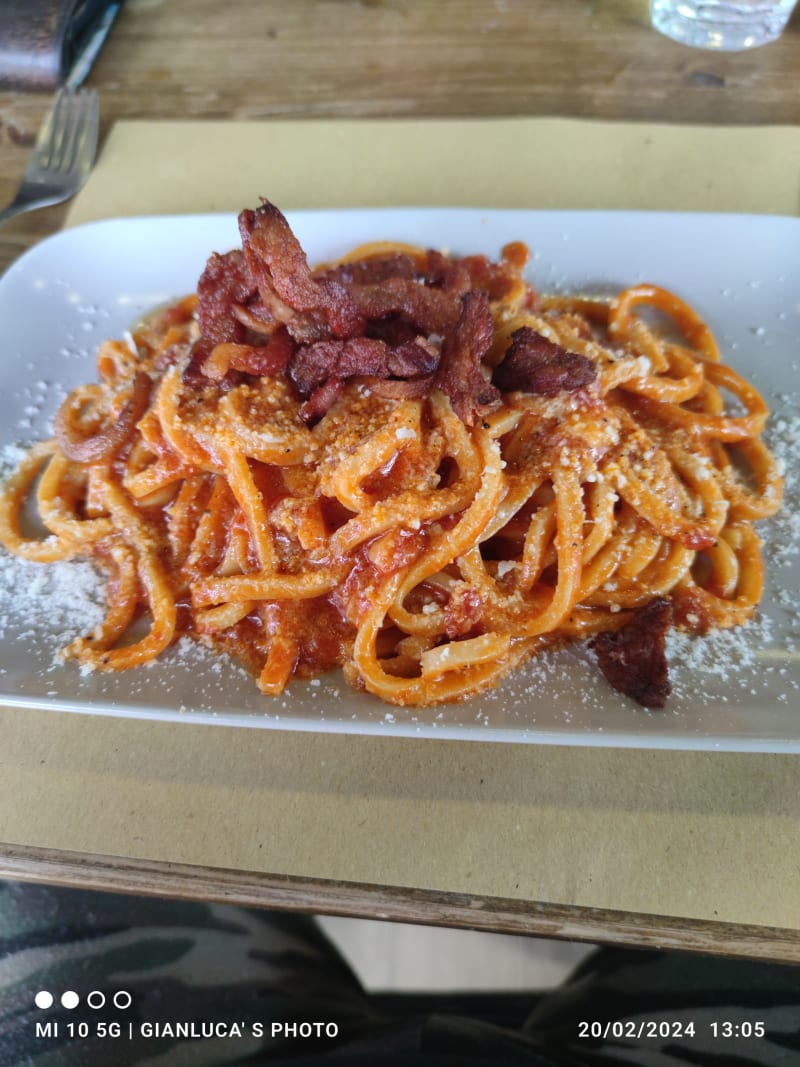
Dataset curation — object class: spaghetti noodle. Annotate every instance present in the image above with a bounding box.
[0,201,783,708]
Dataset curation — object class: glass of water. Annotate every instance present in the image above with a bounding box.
[650,0,797,50]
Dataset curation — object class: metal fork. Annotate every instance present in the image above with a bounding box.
[0,88,99,228]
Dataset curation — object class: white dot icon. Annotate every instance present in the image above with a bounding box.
[113,990,132,1009]
[61,991,80,1010]
[87,991,105,1009]
[34,991,53,1009]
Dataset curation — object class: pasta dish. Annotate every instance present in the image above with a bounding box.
[0,201,783,708]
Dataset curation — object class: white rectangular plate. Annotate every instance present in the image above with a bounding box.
[0,209,798,750]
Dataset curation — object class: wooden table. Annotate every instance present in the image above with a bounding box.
[1,0,799,962]
[2,0,799,274]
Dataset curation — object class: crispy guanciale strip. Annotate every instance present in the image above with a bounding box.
[347,276,461,336]
[494,327,597,396]
[298,376,348,424]
[592,597,673,708]
[203,327,296,381]
[315,252,420,286]
[196,249,258,345]
[433,290,499,425]
[289,336,438,398]
[239,201,364,340]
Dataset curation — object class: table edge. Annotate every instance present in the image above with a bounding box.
[0,843,796,963]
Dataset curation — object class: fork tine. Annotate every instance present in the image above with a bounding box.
[51,91,77,171]
[38,89,68,168]
[85,92,99,151]
[62,92,90,174]
[78,91,100,176]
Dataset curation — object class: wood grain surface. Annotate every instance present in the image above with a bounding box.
[2,842,799,963]
[1,0,799,272]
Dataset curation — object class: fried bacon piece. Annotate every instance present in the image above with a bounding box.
[494,327,596,396]
[592,598,673,709]
[239,201,364,340]
[423,249,473,298]
[316,253,420,286]
[289,337,438,398]
[426,247,530,303]
[193,200,531,425]
[434,291,500,425]
[347,277,461,336]
[290,336,438,422]
[298,376,350,424]
[196,250,258,345]
[203,328,296,381]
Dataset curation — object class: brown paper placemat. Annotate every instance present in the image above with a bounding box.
[66,117,800,222]
[2,117,799,930]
